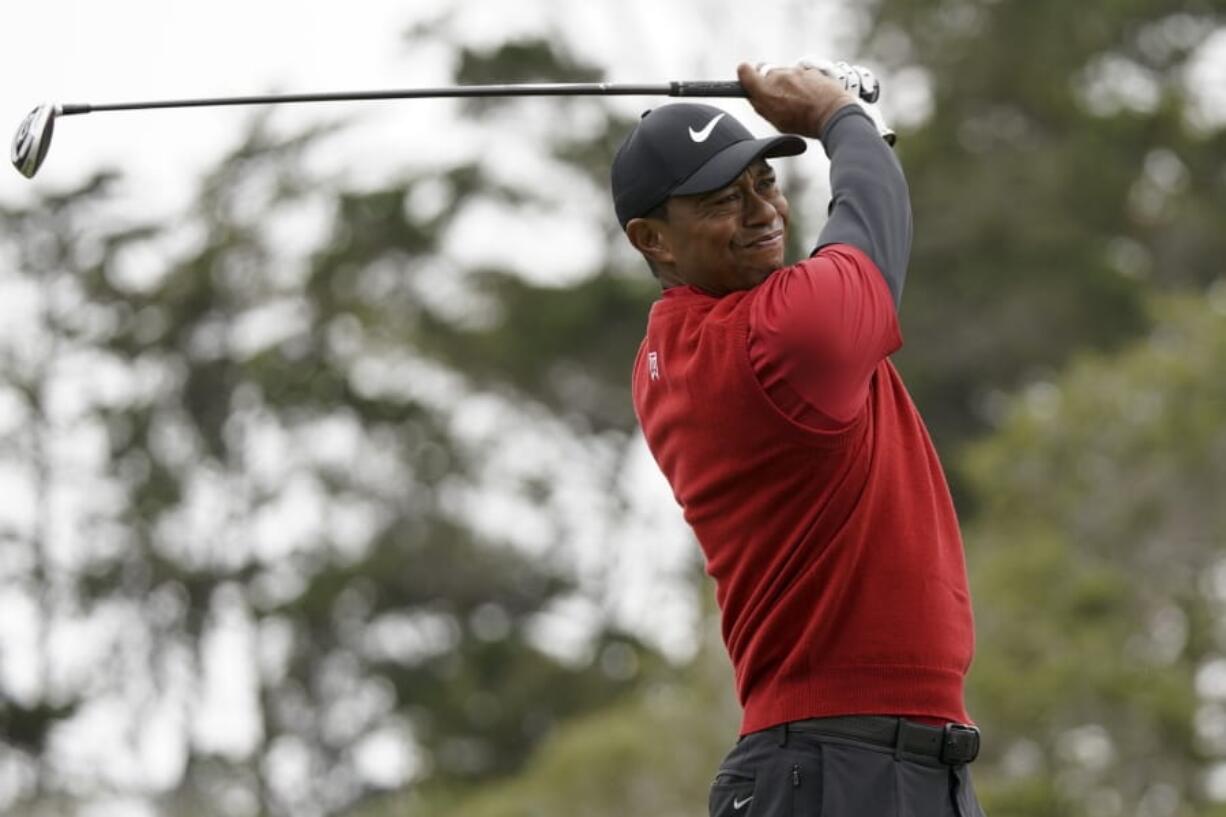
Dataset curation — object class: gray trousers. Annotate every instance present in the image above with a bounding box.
[709,722,987,817]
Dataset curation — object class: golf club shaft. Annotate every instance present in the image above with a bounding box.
[53,81,748,116]
[14,72,893,180]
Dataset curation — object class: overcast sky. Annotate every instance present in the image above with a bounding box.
[5,0,1225,213]
[0,0,870,215]
[1,0,454,208]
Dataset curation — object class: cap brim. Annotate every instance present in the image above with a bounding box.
[671,134,806,198]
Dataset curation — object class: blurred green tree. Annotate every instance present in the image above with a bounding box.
[962,289,1226,815]
[863,0,1226,460]
[0,171,145,810]
[353,603,739,817]
[0,38,663,817]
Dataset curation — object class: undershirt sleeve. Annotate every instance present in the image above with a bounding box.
[813,104,912,309]
[747,245,901,431]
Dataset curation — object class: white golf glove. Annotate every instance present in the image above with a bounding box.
[796,57,895,145]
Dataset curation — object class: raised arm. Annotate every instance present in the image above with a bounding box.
[814,106,911,307]
[736,62,912,308]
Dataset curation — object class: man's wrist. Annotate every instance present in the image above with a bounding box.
[818,102,875,144]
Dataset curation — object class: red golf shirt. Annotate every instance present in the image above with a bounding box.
[632,243,974,734]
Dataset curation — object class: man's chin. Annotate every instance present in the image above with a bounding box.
[723,266,776,293]
[751,259,783,283]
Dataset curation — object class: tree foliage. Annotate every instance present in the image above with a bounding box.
[865,0,1226,456]
[0,39,658,817]
[356,621,740,817]
[963,291,1226,815]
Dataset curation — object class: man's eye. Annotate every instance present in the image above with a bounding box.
[758,176,778,190]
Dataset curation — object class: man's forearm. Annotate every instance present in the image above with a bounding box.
[814,104,912,307]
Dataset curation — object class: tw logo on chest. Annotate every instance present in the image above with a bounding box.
[647,351,661,382]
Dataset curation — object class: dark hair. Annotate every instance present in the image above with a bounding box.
[640,201,669,279]
[642,200,669,222]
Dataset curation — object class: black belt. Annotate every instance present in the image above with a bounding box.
[783,716,980,766]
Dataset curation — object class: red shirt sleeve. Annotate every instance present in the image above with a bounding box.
[747,244,902,431]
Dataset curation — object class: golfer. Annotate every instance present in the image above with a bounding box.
[612,61,986,816]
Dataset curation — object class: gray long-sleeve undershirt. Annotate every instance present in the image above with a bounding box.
[813,104,912,308]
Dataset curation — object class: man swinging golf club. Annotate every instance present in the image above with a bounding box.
[613,60,987,816]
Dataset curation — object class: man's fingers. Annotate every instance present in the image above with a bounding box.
[833,61,862,100]
[855,66,881,103]
[796,57,882,104]
[737,58,894,144]
[737,62,766,94]
[797,56,838,77]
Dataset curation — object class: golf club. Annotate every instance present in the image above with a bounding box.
[11,76,890,180]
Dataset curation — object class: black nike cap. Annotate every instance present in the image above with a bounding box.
[610,103,807,229]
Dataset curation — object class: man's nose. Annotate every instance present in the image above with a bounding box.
[743,188,778,225]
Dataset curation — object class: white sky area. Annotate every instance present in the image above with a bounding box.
[2,3,1223,206]
[0,0,863,211]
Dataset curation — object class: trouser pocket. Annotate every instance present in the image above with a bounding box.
[710,755,822,817]
[710,770,757,817]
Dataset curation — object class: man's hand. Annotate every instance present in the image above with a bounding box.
[736,62,858,139]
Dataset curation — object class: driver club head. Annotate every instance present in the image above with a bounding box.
[11,104,57,179]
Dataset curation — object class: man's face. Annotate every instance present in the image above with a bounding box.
[657,160,789,295]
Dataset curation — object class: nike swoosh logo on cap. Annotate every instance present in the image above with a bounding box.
[733,794,754,810]
[688,113,725,143]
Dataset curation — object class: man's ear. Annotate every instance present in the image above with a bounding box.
[625,217,674,267]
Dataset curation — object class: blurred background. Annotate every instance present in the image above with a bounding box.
[1,0,1225,815]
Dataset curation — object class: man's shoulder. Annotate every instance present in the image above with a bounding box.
[764,244,882,288]
[752,245,894,323]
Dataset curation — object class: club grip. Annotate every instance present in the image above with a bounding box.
[670,81,747,98]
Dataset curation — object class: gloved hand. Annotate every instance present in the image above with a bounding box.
[796,59,880,103]
[796,57,895,145]
[736,62,858,138]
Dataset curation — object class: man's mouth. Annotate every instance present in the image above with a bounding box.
[739,230,784,250]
